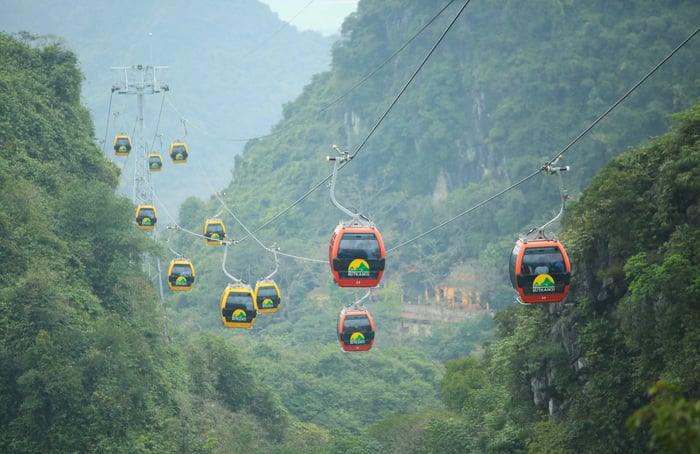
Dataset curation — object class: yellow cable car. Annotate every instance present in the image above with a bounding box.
[148,153,163,171]
[114,134,132,156]
[254,280,281,314]
[135,205,157,230]
[167,258,195,291]
[203,219,226,245]
[169,141,189,163]
[220,283,257,328]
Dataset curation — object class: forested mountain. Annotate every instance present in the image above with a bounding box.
[0,0,334,214]
[191,0,700,319]
[2,0,700,452]
[0,32,293,452]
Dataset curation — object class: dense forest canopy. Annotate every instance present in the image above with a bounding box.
[1,0,700,452]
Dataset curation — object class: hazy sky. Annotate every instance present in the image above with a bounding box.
[259,0,359,36]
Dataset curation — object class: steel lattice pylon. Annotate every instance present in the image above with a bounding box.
[112,64,170,336]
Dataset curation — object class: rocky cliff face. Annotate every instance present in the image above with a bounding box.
[524,101,700,425]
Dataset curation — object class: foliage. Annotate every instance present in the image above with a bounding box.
[627,381,700,453]
[3,0,700,450]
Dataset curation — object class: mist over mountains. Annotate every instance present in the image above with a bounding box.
[0,0,336,214]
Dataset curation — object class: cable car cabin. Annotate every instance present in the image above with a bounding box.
[113,134,132,156]
[509,239,571,304]
[337,307,375,352]
[329,225,386,287]
[203,219,226,245]
[254,280,281,314]
[220,284,257,328]
[169,141,189,163]
[135,205,157,230]
[167,259,195,291]
[148,153,163,172]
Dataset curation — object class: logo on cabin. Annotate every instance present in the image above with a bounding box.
[261,298,274,308]
[232,309,247,320]
[532,273,555,292]
[347,259,370,277]
[141,218,152,225]
[175,275,188,286]
[349,332,366,344]
[209,232,221,240]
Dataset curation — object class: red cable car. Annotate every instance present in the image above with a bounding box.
[509,237,571,304]
[254,280,281,314]
[167,258,195,291]
[329,223,386,288]
[337,306,375,352]
[220,284,257,328]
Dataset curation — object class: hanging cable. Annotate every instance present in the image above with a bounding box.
[388,24,700,254]
[542,24,700,170]
[238,0,471,239]
[149,91,167,152]
[347,288,372,310]
[159,1,456,144]
[347,0,471,161]
[102,88,116,154]
[222,241,245,283]
[241,0,316,60]
[317,0,456,115]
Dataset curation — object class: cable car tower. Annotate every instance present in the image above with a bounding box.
[111,64,169,305]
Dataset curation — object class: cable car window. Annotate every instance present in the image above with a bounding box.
[171,264,193,276]
[256,286,278,299]
[522,247,565,275]
[225,292,254,309]
[206,225,224,238]
[509,243,520,288]
[342,314,372,330]
[139,208,154,218]
[339,233,381,259]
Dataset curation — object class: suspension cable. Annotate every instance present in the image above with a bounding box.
[543,24,700,169]
[102,89,115,154]
[240,0,472,238]
[388,24,700,253]
[348,0,471,161]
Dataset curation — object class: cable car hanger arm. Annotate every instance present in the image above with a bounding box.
[327,145,358,220]
[262,245,280,281]
[538,164,570,234]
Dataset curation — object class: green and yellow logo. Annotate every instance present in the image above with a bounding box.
[349,332,366,345]
[532,273,555,292]
[141,218,152,225]
[232,309,247,320]
[175,275,188,286]
[347,259,370,277]
[261,298,274,308]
